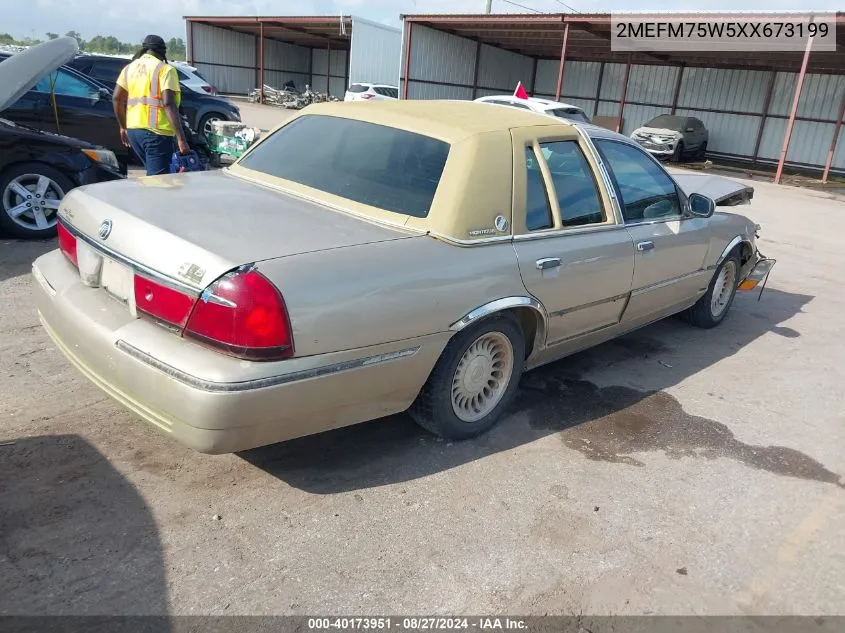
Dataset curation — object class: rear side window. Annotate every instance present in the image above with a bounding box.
[539,141,605,227]
[374,87,397,98]
[238,115,450,218]
[89,61,125,83]
[524,147,553,231]
[347,84,370,93]
[548,108,589,123]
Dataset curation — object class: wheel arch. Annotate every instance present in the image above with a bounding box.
[449,296,548,360]
[717,235,754,268]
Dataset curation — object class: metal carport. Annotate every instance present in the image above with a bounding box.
[400,12,845,183]
[184,15,401,102]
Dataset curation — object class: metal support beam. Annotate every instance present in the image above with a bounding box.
[593,61,605,117]
[259,21,265,103]
[554,23,569,101]
[775,35,814,185]
[187,20,194,66]
[670,64,684,115]
[752,71,776,165]
[616,55,632,134]
[401,21,412,100]
[471,40,482,100]
[822,93,845,183]
[530,57,538,96]
[326,41,331,96]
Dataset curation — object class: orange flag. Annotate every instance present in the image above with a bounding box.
[514,81,529,99]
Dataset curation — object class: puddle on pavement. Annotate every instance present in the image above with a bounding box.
[514,370,844,489]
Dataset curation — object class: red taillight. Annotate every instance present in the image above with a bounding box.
[202,85,213,93]
[134,274,196,328]
[361,94,374,100]
[57,222,78,268]
[184,269,293,361]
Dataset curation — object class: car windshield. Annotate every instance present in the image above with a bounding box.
[645,115,686,130]
[347,84,369,93]
[548,108,589,123]
[237,114,450,218]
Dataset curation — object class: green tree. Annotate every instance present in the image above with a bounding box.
[46,32,59,40]
[0,33,16,45]
[64,30,84,49]
[166,37,186,61]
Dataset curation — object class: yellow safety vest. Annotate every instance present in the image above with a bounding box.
[119,54,181,136]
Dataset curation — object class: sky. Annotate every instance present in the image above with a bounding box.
[0,0,839,42]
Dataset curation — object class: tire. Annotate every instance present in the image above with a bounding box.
[681,250,741,329]
[696,141,708,160]
[671,141,685,163]
[198,112,225,139]
[409,314,525,440]
[0,162,75,239]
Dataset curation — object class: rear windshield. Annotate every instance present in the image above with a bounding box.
[347,84,370,93]
[238,115,450,218]
[646,114,687,130]
[548,108,589,123]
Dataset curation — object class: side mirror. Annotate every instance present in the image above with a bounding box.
[688,192,715,218]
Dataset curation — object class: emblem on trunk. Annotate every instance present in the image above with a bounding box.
[98,219,113,240]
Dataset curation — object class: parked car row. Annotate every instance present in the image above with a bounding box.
[1,39,243,239]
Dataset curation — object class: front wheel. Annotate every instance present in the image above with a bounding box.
[198,113,224,139]
[671,141,685,162]
[681,251,740,328]
[0,163,74,239]
[409,314,525,440]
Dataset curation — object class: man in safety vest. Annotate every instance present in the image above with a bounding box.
[112,34,190,176]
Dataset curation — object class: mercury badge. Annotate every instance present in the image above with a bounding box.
[494,215,509,232]
[98,219,113,240]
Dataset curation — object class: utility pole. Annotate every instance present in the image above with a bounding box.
[485,0,492,13]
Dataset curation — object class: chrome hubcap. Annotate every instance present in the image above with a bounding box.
[2,174,64,231]
[451,332,514,423]
[711,260,737,317]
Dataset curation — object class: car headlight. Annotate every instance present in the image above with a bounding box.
[81,148,119,170]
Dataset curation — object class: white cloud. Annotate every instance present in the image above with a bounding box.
[1,0,839,41]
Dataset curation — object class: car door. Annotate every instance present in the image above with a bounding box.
[510,127,635,346]
[37,68,123,156]
[592,138,712,325]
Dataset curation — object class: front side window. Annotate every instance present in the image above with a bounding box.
[595,140,682,222]
[33,69,96,98]
[237,115,450,218]
[524,147,553,231]
[539,141,605,227]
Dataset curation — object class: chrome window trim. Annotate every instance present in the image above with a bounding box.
[60,218,201,296]
[115,340,421,393]
[571,124,625,225]
[512,222,629,242]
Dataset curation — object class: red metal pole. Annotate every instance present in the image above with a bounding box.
[401,21,413,100]
[670,65,684,115]
[822,94,845,183]
[774,35,814,185]
[326,41,331,96]
[554,23,569,101]
[259,21,265,103]
[616,55,632,134]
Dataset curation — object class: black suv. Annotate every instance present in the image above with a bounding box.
[66,54,241,137]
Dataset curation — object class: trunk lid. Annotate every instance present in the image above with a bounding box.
[58,169,415,289]
[0,37,79,113]
[671,172,754,206]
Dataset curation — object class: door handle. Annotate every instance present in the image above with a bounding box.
[637,241,655,252]
[536,257,561,270]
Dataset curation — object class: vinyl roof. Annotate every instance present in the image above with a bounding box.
[402,12,845,73]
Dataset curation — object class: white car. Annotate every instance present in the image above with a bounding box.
[474,95,590,123]
[344,82,399,101]
[172,62,217,95]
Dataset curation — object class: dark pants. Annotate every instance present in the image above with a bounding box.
[127,129,175,176]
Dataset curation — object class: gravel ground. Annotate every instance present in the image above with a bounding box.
[1,105,843,616]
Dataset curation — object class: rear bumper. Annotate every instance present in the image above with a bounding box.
[33,250,448,454]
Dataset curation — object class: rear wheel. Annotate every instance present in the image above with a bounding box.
[409,314,525,440]
[681,250,740,328]
[0,163,74,239]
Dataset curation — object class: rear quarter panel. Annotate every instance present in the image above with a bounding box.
[255,236,529,357]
